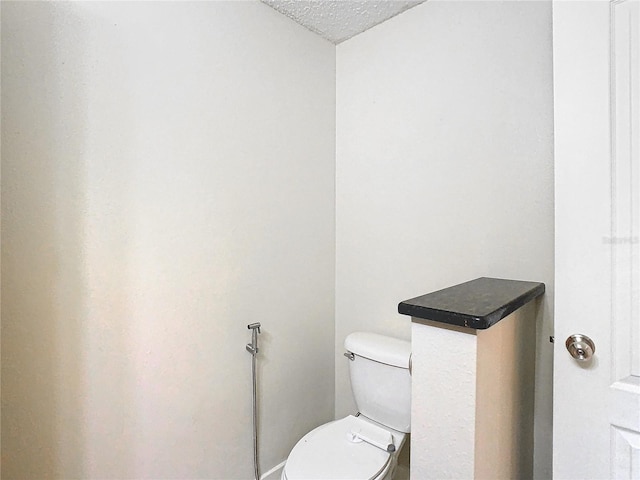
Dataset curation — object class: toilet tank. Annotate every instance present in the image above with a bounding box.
[344,332,411,433]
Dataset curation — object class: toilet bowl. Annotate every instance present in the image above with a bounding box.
[281,415,406,480]
[282,332,411,480]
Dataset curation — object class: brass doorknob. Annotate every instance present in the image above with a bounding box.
[565,334,595,362]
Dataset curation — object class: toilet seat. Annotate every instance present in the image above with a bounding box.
[282,416,393,480]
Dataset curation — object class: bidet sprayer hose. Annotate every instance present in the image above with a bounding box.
[247,323,261,480]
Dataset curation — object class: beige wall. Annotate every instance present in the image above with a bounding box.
[335,1,554,477]
[411,301,538,479]
[1,2,335,478]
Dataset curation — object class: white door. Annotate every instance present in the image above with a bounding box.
[553,0,640,478]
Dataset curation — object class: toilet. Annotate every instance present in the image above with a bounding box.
[282,332,411,480]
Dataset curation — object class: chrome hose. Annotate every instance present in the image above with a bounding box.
[246,323,261,480]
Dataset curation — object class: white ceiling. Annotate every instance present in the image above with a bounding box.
[261,0,427,44]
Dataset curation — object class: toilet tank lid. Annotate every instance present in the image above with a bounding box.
[345,332,411,368]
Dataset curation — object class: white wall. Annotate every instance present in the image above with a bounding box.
[1,2,335,478]
[3,1,557,477]
[335,1,554,477]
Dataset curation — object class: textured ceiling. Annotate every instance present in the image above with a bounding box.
[261,0,427,44]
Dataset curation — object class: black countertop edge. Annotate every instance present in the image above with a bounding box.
[398,277,545,330]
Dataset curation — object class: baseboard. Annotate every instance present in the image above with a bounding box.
[260,460,286,480]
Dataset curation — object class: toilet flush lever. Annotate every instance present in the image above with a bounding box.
[344,352,355,361]
[246,323,261,356]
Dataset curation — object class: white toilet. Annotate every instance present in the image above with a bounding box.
[282,332,411,480]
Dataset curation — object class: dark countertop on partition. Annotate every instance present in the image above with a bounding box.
[398,277,545,330]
